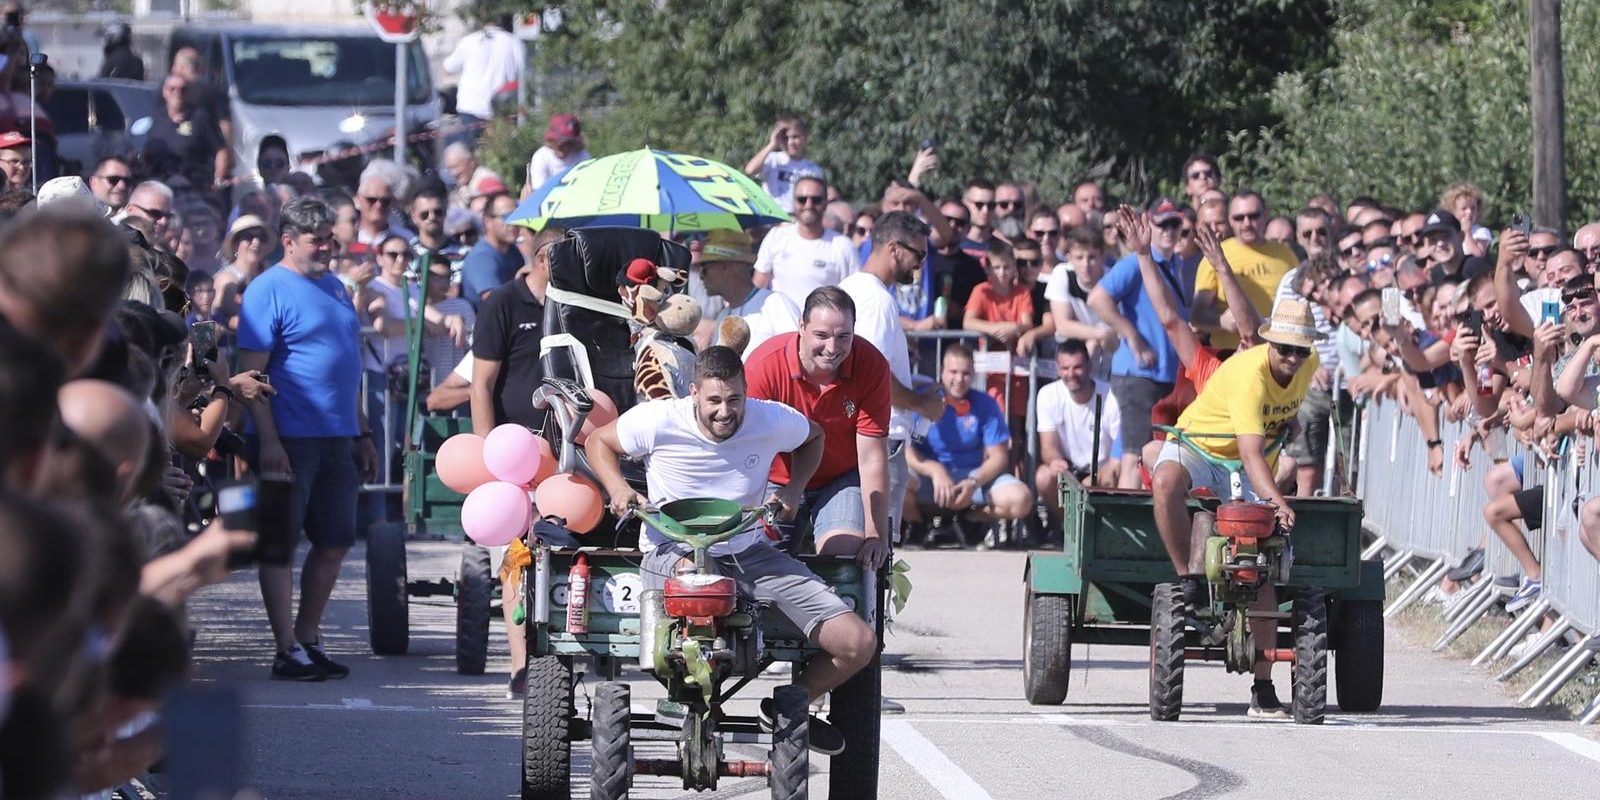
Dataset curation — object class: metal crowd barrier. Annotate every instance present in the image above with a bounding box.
[1357,398,1599,722]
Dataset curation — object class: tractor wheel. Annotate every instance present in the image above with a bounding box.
[828,652,881,798]
[1148,582,1186,722]
[590,682,632,800]
[521,654,573,800]
[365,522,409,656]
[455,543,493,675]
[1293,590,1330,725]
[768,684,809,800]
[1023,593,1073,705]
[1334,599,1385,712]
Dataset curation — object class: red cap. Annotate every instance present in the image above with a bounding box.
[1147,196,1183,224]
[624,258,658,286]
[471,175,508,199]
[0,131,30,150]
[544,113,582,145]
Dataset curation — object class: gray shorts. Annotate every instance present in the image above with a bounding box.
[1153,439,1259,502]
[887,439,909,542]
[1110,375,1174,451]
[641,541,853,639]
[1285,387,1332,463]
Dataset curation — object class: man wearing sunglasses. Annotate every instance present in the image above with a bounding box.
[355,174,413,249]
[1182,156,1221,209]
[88,155,133,214]
[1151,299,1323,720]
[754,176,862,310]
[1518,227,1561,289]
[960,178,998,257]
[1191,191,1298,352]
[407,185,467,268]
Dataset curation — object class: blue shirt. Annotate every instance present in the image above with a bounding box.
[460,240,524,310]
[914,390,1010,475]
[1097,249,1187,383]
[237,264,363,438]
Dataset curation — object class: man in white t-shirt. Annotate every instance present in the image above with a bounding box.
[1046,226,1119,376]
[754,176,861,309]
[1034,340,1121,521]
[743,115,824,212]
[695,229,800,357]
[442,17,524,138]
[585,346,871,756]
[525,114,591,194]
[840,211,947,536]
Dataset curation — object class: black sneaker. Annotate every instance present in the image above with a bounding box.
[506,667,528,699]
[272,647,328,682]
[1446,548,1486,582]
[1247,680,1289,720]
[298,640,349,680]
[758,697,847,756]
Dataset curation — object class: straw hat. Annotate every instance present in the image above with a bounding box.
[1257,299,1327,348]
[698,229,756,266]
[222,214,269,260]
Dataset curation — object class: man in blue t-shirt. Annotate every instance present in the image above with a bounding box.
[1088,199,1188,488]
[238,197,378,683]
[905,344,1034,526]
[459,193,525,309]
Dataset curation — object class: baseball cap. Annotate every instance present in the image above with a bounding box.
[1419,209,1460,237]
[470,174,508,199]
[0,131,28,150]
[1147,196,1183,224]
[544,113,582,146]
[698,229,756,266]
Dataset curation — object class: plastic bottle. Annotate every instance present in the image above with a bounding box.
[565,554,590,634]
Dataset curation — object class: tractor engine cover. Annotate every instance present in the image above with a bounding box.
[664,574,737,620]
[1216,501,1277,540]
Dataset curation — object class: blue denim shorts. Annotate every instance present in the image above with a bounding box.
[247,436,361,549]
[767,470,866,555]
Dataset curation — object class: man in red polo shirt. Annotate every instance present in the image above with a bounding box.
[745,285,892,570]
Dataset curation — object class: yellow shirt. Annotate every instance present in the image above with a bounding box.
[1193,238,1298,349]
[1174,343,1318,465]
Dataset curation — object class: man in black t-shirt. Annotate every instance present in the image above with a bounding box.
[1419,209,1491,286]
[933,199,988,327]
[143,74,227,189]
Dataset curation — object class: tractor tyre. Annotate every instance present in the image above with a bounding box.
[828,652,881,798]
[1293,590,1330,725]
[768,684,809,800]
[590,682,632,800]
[1334,599,1385,712]
[521,654,574,800]
[455,543,493,675]
[1023,593,1073,705]
[1149,582,1186,722]
[365,522,409,656]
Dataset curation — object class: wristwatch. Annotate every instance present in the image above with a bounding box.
[210,384,235,402]
[1426,439,1443,448]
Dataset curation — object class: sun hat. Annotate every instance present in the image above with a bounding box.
[36,176,107,216]
[1257,299,1327,348]
[697,229,756,266]
[222,214,269,260]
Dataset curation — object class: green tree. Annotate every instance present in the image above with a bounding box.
[483,0,1335,205]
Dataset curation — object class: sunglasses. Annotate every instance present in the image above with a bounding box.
[96,174,130,186]
[1397,233,1420,246]
[416,209,443,220]
[1015,258,1040,269]
[1030,228,1059,238]
[1156,219,1183,231]
[969,200,995,210]
[380,250,408,259]
[947,217,971,228]
[260,158,289,170]
[1179,227,1194,237]
[1341,244,1366,258]
[1529,245,1559,259]
[361,195,394,206]
[131,203,170,221]
[1562,287,1596,303]
[851,225,871,237]
[1272,342,1312,359]
[1367,253,1394,271]
[894,240,926,262]
[1188,168,1217,180]
[1231,211,1263,222]
[793,194,826,206]
[1299,227,1329,240]
[996,200,1021,209]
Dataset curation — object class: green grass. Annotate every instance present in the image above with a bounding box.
[1386,576,1600,718]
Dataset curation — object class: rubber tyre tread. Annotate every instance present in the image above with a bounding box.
[1023,593,1073,705]
[1148,582,1185,722]
[1293,590,1330,725]
[1334,599,1385,712]
[365,522,409,655]
[455,543,493,675]
[827,653,881,798]
[590,682,632,800]
[522,654,574,800]
[768,684,809,800]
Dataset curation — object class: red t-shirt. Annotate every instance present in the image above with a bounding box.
[1151,346,1222,429]
[744,331,892,488]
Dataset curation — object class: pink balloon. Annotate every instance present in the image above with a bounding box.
[462,481,532,547]
[526,437,557,489]
[436,433,495,495]
[576,389,619,446]
[534,473,604,534]
[483,423,544,485]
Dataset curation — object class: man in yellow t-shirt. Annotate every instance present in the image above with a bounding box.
[1150,298,1323,719]
[1191,191,1298,350]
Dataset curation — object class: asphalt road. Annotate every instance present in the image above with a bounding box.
[183,542,1600,799]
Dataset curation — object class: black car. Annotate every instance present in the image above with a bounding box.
[43,78,159,177]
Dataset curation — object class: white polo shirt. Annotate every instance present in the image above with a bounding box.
[754,224,861,310]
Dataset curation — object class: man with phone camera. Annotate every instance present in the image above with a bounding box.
[1417,209,1491,287]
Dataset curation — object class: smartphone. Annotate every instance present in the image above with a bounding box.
[1380,287,1402,327]
[165,686,242,800]
[216,479,258,569]
[921,137,938,152]
[1542,300,1563,325]
[1463,309,1485,335]
[1513,213,1531,237]
[190,320,218,367]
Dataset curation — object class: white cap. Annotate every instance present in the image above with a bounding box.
[36,176,109,216]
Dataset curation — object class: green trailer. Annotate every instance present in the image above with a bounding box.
[1021,432,1385,722]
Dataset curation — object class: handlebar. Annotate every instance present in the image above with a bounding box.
[629,499,776,552]
[1155,425,1292,471]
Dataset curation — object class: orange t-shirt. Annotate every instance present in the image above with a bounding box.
[1151,346,1223,429]
[967,283,1033,417]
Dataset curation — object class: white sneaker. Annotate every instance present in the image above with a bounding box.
[1441,586,1472,613]
[1507,631,1543,662]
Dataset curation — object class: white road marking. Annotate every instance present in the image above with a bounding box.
[1536,732,1600,766]
[882,720,995,800]
[245,698,426,712]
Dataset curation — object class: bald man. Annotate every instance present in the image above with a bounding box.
[1575,222,1600,271]
[58,379,151,504]
[1056,202,1086,234]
